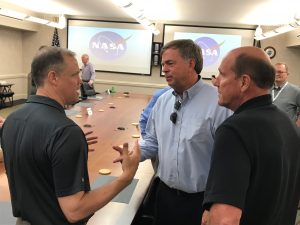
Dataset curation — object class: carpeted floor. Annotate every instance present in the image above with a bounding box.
[0,99,26,118]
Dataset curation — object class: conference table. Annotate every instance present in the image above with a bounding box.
[0,92,154,225]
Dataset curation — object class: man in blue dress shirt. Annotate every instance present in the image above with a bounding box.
[139,86,171,138]
[138,39,232,225]
[81,54,95,86]
[80,54,96,98]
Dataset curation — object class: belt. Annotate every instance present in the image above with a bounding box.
[82,80,90,82]
[160,180,204,198]
[16,218,87,225]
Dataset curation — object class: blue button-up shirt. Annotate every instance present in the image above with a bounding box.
[139,87,171,138]
[140,79,232,193]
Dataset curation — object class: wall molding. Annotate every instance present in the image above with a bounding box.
[0,73,27,79]
[14,93,27,99]
[95,79,166,89]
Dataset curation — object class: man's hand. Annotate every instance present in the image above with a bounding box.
[84,131,98,151]
[88,80,94,87]
[201,203,241,225]
[112,141,140,181]
[201,210,209,225]
[296,117,300,127]
[0,116,5,129]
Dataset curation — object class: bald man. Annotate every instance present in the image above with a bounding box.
[202,47,300,225]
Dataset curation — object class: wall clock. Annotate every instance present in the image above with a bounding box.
[264,46,276,59]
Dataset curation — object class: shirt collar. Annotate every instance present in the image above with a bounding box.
[26,95,65,114]
[234,94,272,115]
[172,75,203,100]
[273,81,288,89]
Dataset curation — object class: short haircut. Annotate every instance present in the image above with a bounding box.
[232,53,275,89]
[81,54,89,59]
[161,39,203,74]
[275,62,289,73]
[31,47,76,87]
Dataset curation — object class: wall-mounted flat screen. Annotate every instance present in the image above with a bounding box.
[163,24,255,78]
[67,19,153,75]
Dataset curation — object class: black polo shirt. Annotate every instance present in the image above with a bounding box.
[203,95,300,225]
[1,95,92,225]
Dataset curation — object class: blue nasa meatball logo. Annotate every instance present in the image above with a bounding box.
[194,37,223,66]
[89,31,129,60]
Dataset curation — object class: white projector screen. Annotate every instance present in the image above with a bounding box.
[67,19,153,75]
[163,24,255,78]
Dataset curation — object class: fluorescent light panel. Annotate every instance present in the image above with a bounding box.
[25,16,49,24]
[274,25,294,33]
[0,7,65,29]
[0,8,26,20]
[111,0,160,35]
[254,20,300,40]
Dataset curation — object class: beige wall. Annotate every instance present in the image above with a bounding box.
[22,25,67,73]
[0,26,23,74]
[261,31,300,85]
[0,26,27,99]
[1,17,300,100]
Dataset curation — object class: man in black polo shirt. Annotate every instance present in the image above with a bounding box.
[202,47,300,225]
[1,47,140,225]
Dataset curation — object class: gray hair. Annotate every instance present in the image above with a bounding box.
[31,47,76,87]
[275,62,289,73]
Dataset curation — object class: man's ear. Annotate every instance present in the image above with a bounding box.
[240,74,251,92]
[48,70,58,85]
[189,58,196,71]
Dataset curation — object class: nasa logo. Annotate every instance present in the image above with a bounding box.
[194,37,224,66]
[89,31,129,60]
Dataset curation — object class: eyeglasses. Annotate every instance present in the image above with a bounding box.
[170,99,182,124]
[276,70,287,74]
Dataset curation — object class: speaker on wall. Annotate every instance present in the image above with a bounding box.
[153,42,160,53]
[152,42,162,66]
[153,54,159,66]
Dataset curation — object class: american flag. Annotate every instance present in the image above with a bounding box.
[51,28,60,47]
[253,39,261,48]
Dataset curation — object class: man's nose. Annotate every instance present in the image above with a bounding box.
[162,65,168,73]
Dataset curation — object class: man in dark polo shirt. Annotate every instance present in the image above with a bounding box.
[202,47,300,225]
[1,47,140,225]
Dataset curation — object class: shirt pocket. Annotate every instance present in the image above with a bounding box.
[182,114,212,143]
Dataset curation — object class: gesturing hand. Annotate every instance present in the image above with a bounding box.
[112,141,140,181]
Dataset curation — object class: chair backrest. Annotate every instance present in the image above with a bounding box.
[81,82,96,97]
